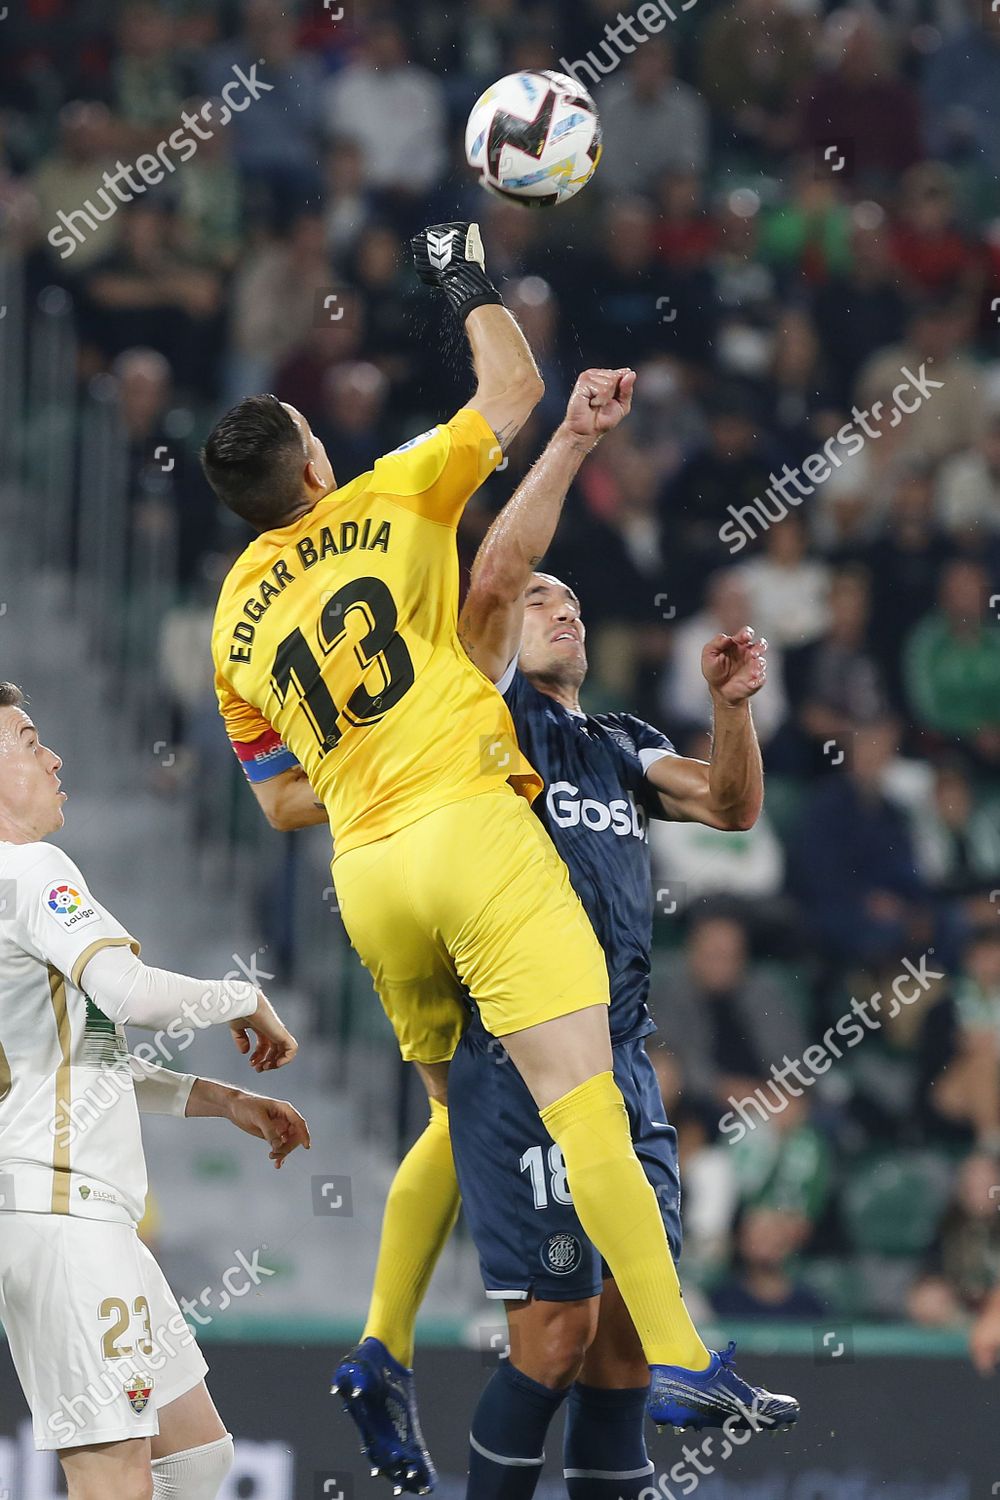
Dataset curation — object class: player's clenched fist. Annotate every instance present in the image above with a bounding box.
[563,367,636,443]
[411,221,503,320]
[230,990,298,1070]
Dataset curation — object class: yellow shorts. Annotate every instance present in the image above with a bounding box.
[332,787,610,1065]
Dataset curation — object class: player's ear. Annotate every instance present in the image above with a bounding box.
[303,459,326,493]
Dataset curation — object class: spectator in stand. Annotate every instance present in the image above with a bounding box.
[28,101,122,278]
[341,222,420,395]
[698,0,814,164]
[812,203,908,411]
[170,97,243,273]
[910,758,1000,936]
[799,9,923,190]
[418,1,522,90]
[652,910,805,1118]
[664,386,777,616]
[320,138,374,260]
[662,570,789,749]
[503,276,571,432]
[597,38,709,193]
[569,196,699,371]
[649,730,787,919]
[865,456,953,711]
[653,171,718,273]
[922,10,1000,174]
[82,201,224,401]
[759,160,853,285]
[547,430,672,710]
[918,929,1000,1150]
[908,1153,1000,1328]
[478,196,547,285]
[904,558,1000,763]
[311,361,390,479]
[109,3,193,150]
[111,347,216,588]
[840,951,946,1150]
[785,564,890,770]
[736,512,832,652]
[732,1092,831,1229]
[890,162,986,304]
[857,299,987,464]
[325,18,447,202]
[711,1207,826,1322]
[709,189,780,343]
[272,294,367,429]
[200,0,325,220]
[223,211,334,405]
[789,717,925,967]
[759,308,833,466]
[936,410,1000,540]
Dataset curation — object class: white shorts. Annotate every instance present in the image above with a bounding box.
[0,1213,208,1451]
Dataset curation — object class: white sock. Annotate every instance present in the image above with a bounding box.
[150,1434,235,1499]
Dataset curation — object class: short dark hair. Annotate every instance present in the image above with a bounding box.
[0,682,24,709]
[201,395,307,530]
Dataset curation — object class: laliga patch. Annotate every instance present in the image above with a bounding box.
[540,1232,583,1277]
[43,881,101,934]
[389,428,437,455]
[124,1373,154,1414]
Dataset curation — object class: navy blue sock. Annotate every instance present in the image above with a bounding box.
[466,1360,569,1499]
[563,1383,654,1499]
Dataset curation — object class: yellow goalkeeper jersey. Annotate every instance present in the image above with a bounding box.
[212,407,542,855]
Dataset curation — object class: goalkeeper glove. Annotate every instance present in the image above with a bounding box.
[411,222,503,322]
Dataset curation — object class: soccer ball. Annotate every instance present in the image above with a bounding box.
[465,70,602,208]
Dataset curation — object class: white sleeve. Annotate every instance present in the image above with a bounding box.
[495,656,518,694]
[128,1055,196,1117]
[12,842,140,989]
[81,944,258,1030]
[640,747,676,774]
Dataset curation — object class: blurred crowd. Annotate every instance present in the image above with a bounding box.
[3,0,1000,1329]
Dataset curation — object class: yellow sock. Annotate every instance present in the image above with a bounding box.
[362,1097,460,1368]
[541,1072,710,1370]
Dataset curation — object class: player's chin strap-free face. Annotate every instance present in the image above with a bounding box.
[411,221,504,321]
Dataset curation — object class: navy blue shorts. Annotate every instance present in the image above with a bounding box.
[449,1021,682,1303]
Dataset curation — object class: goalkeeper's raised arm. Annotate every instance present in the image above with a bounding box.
[412,220,544,453]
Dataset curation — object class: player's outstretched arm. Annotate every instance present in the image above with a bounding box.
[645,627,766,830]
[186,1078,311,1168]
[412,221,543,452]
[81,946,298,1068]
[128,1058,310,1167]
[459,368,635,682]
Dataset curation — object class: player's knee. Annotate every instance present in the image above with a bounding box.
[150,1434,235,1498]
[517,1302,597,1389]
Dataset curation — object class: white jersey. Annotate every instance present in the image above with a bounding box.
[0,840,148,1225]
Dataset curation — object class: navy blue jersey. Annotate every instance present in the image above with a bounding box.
[502,666,676,1045]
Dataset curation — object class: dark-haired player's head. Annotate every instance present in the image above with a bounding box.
[517,573,587,694]
[201,395,336,533]
[0,684,66,841]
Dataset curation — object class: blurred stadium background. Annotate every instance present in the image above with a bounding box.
[2,0,1000,1495]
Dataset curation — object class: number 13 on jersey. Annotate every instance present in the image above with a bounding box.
[271,577,415,754]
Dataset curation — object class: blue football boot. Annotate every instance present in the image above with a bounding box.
[333,1337,436,1495]
[648,1341,800,1434]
